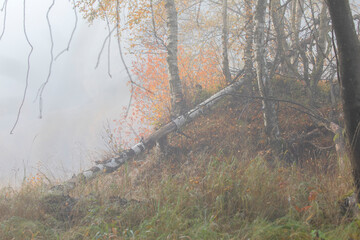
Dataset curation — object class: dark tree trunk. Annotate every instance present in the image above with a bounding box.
[326,0,360,201]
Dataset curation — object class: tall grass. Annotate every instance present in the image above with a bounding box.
[0,147,358,239]
[0,93,356,239]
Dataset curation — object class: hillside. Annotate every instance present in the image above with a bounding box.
[0,85,358,240]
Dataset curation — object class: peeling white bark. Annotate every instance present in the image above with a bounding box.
[243,0,254,88]
[254,0,280,141]
[57,76,245,192]
[165,0,185,116]
[222,0,231,83]
[329,122,346,174]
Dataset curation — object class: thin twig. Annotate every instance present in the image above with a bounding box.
[277,0,292,10]
[150,0,167,49]
[128,123,140,139]
[116,0,134,118]
[107,26,112,78]
[231,94,328,123]
[185,81,329,125]
[10,0,34,134]
[0,0,8,41]
[96,0,112,77]
[115,1,154,117]
[37,0,56,119]
[1,0,6,10]
[54,0,78,61]
[95,26,116,69]
[297,0,333,64]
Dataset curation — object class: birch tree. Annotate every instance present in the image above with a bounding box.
[165,0,186,117]
[270,0,333,106]
[270,0,292,75]
[254,0,280,142]
[222,0,231,83]
[243,0,255,94]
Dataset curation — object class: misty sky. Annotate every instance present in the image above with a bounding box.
[0,0,131,186]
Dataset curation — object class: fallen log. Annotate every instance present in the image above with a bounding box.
[54,74,245,192]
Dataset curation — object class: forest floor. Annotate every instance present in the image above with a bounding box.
[0,83,359,239]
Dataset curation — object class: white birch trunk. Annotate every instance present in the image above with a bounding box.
[310,3,329,95]
[243,0,254,93]
[329,122,346,175]
[222,0,231,83]
[254,0,280,141]
[165,0,185,116]
[53,76,246,193]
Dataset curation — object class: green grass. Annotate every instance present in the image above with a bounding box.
[0,150,358,239]
[0,91,354,239]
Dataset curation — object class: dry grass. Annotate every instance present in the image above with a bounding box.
[0,93,358,239]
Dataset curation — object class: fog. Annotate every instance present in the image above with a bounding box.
[0,0,131,186]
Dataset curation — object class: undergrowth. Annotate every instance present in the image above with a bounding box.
[0,84,356,239]
[0,152,357,239]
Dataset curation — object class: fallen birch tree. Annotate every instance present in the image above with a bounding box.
[52,75,347,194]
[54,73,246,192]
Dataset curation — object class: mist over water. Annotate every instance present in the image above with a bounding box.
[0,0,131,187]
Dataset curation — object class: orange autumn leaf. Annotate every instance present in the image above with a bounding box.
[294,205,311,213]
[112,44,225,146]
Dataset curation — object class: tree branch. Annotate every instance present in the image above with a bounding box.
[10,0,34,134]
[55,0,78,61]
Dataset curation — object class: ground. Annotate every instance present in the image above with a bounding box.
[0,83,358,240]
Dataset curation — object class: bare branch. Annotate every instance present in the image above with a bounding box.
[297,0,333,64]
[150,0,167,49]
[1,0,6,11]
[96,0,113,78]
[95,0,153,111]
[0,0,8,41]
[10,0,34,134]
[95,26,116,69]
[128,123,140,139]
[229,93,329,124]
[277,0,292,10]
[37,0,56,119]
[54,0,78,61]
[115,0,133,118]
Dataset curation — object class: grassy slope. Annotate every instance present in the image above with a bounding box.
[0,86,359,240]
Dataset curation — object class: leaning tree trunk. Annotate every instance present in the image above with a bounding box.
[52,74,246,193]
[326,0,360,201]
[222,0,231,83]
[254,0,280,142]
[165,0,185,117]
